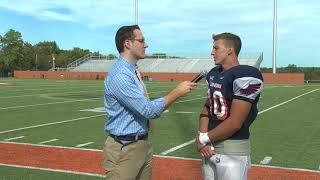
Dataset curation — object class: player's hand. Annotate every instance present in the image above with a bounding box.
[199,145,215,158]
[174,81,197,96]
[195,135,215,157]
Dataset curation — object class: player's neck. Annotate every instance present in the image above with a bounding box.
[221,58,240,71]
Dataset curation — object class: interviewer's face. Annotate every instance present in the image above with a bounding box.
[130,29,148,60]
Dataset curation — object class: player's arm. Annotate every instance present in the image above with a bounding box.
[196,99,214,157]
[206,99,251,142]
[198,99,210,133]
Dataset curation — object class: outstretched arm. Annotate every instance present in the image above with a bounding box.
[163,81,197,109]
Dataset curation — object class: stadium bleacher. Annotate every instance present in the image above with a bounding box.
[68,53,263,73]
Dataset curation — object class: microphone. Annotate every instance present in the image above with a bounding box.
[191,71,207,83]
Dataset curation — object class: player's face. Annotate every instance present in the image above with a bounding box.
[211,39,229,65]
[129,29,148,60]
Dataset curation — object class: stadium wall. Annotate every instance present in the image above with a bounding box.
[14,71,304,84]
[14,71,107,80]
[262,73,304,84]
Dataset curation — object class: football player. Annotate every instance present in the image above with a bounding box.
[195,32,263,180]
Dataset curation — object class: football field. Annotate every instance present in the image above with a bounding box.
[0,78,320,179]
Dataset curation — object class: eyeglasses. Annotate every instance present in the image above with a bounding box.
[130,38,146,44]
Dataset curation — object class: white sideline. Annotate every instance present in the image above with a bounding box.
[159,88,320,155]
[0,140,101,152]
[0,141,319,174]
[0,114,105,134]
[0,163,105,178]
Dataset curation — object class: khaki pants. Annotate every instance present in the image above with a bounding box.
[102,136,153,180]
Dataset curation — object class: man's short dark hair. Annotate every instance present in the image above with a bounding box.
[213,33,242,56]
[115,25,140,53]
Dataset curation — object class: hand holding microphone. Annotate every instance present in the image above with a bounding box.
[191,71,207,83]
[166,71,207,101]
[163,71,207,109]
[175,71,207,96]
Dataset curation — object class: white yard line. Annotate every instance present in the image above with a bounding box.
[0,89,166,100]
[176,96,207,103]
[176,111,196,114]
[0,89,104,99]
[0,94,37,99]
[38,139,59,144]
[258,88,319,114]
[80,107,105,113]
[5,85,101,92]
[75,142,94,148]
[159,88,320,155]
[4,136,25,141]
[260,156,273,165]
[0,97,100,110]
[147,90,168,94]
[0,114,105,134]
[160,139,195,155]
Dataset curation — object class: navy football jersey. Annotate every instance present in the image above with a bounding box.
[206,65,263,139]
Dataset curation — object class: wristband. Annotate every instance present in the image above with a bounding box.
[198,132,211,145]
[199,113,209,118]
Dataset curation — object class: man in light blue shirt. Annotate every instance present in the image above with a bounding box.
[103,25,197,180]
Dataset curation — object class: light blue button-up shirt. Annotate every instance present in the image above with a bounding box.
[104,56,165,136]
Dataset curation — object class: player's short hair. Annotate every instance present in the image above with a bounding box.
[212,33,242,56]
[115,25,140,53]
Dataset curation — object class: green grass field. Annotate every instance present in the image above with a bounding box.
[0,78,320,179]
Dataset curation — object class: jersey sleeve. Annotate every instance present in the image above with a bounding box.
[233,71,263,103]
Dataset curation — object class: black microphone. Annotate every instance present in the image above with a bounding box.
[191,71,207,83]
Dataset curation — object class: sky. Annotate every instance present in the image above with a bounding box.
[0,0,319,67]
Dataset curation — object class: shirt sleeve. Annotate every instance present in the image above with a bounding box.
[109,72,165,119]
[233,76,263,103]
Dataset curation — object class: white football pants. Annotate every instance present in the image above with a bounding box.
[202,154,250,180]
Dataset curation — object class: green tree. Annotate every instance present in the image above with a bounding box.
[34,41,60,70]
[60,47,91,67]
[106,53,117,60]
[0,29,24,75]
[22,42,36,70]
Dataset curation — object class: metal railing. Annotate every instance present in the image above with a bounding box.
[66,54,92,70]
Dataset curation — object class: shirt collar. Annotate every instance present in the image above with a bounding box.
[119,55,137,73]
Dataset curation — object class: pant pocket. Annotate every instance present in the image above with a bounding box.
[103,137,120,171]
